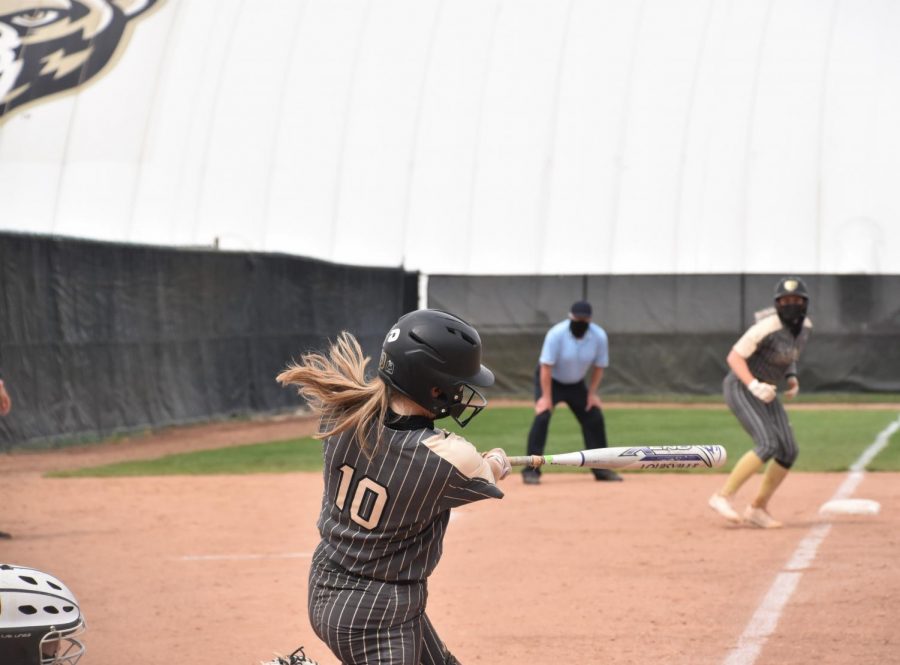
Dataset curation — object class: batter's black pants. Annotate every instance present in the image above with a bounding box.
[525,366,609,477]
[308,547,458,664]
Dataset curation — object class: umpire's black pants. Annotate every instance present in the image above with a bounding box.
[525,366,609,477]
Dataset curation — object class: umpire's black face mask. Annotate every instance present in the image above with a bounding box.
[569,319,589,338]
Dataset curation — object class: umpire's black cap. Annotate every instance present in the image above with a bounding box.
[570,300,592,317]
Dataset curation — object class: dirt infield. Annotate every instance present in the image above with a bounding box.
[2,414,898,665]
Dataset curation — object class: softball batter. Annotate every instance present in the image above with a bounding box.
[276,309,510,664]
[708,277,812,528]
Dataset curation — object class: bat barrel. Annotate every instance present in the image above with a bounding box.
[503,446,727,471]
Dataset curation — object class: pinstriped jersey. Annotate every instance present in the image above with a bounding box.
[731,313,812,385]
[316,414,503,582]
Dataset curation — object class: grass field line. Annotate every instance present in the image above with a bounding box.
[721,415,900,665]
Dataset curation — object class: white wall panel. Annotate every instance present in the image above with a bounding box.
[331,0,438,266]
[819,0,900,273]
[127,0,214,246]
[549,0,663,275]
[189,0,305,250]
[609,0,714,274]
[1,0,899,274]
[742,0,835,273]
[675,0,771,273]
[0,99,72,233]
[460,0,569,274]
[263,0,368,260]
[402,0,502,270]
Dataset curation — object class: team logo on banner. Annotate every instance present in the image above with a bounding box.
[0,1,163,123]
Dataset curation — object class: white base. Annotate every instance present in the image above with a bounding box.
[819,498,881,516]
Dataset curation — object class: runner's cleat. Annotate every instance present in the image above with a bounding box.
[743,506,783,529]
[708,493,741,522]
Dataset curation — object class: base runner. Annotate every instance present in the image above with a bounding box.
[708,276,813,528]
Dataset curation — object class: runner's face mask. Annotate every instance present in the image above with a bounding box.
[775,296,808,337]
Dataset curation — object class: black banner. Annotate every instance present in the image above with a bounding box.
[428,274,900,396]
[0,233,416,448]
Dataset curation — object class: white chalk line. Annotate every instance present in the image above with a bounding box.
[177,552,313,561]
[722,415,900,665]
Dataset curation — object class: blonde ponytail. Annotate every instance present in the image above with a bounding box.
[277,332,389,456]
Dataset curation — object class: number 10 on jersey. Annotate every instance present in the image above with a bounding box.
[335,464,390,530]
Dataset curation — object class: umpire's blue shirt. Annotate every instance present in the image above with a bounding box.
[539,320,609,384]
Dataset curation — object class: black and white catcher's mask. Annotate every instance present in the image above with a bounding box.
[0,564,86,665]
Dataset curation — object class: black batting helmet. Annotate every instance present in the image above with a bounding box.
[773,276,809,302]
[378,309,494,427]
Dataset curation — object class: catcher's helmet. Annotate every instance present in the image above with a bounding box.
[0,563,86,665]
[378,309,494,427]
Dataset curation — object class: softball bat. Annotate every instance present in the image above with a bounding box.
[507,445,727,471]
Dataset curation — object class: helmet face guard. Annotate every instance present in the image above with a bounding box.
[444,383,489,428]
[40,623,86,665]
[379,309,494,427]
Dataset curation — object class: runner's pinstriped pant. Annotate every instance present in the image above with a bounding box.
[723,373,799,468]
[308,546,459,664]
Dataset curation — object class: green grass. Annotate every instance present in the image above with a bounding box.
[51,406,900,478]
[50,438,326,478]
[445,407,900,474]
[496,392,900,404]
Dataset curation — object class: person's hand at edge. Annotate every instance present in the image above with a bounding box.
[0,380,11,416]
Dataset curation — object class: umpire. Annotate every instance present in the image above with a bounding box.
[522,300,621,484]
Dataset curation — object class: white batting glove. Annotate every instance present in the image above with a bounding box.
[483,448,511,481]
[748,378,777,403]
[784,376,800,399]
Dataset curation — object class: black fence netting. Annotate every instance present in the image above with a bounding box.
[0,233,416,448]
[427,274,900,397]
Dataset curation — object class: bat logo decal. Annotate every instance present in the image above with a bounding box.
[620,445,723,468]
